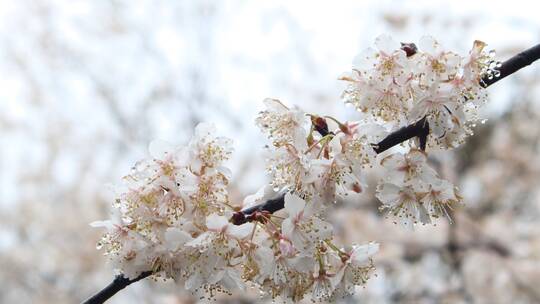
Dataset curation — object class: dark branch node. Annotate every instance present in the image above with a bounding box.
[232,195,285,225]
[372,117,429,154]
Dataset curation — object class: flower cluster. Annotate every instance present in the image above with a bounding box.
[93,35,497,301]
[92,123,241,288]
[335,34,497,226]
[250,192,378,301]
[376,149,462,228]
[340,35,496,149]
[256,97,464,228]
[257,98,386,204]
[94,121,378,301]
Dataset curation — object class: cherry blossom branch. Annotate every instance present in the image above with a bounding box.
[82,271,152,304]
[229,120,430,225]
[85,43,540,304]
[229,119,429,225]
[372,117,429,153]
[232,42,540,224]
[375,43,540,152]
[231,195,285,225]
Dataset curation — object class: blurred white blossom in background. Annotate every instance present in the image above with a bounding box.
[0,0,539,303]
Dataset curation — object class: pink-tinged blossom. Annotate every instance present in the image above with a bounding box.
[380,149,437,184]
[419,179,461,221]
[256,98,308,148]
[281,193,332,253]
[409,83,461,137]
[376,182,431,228]
[341,35,493,146]
[92,34,499,301]
[417,35,462,83]
[331,243,379,296]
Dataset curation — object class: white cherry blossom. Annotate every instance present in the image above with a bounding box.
[92,34,499,302]
[354,34,409,82]
[417,35,462,83]
[376,182,431,228]
[331,243,379,296]
[256,98,308,147]
[281,193,332,253]
[311,268,335,300]
[419,179,461,221]
[380,149,437,184]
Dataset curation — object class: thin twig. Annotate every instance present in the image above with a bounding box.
[481,43,540,88]
[82,271,152,304]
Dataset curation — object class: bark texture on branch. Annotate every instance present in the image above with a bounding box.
[372,117,429,154]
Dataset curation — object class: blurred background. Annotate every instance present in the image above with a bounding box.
[1,0,539,303]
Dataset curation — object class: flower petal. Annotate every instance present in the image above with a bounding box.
[375,34,399,55]
[89,220,113,229]
[228,222,254,239]
[375,183,401,205]
[419,35,438,56]
[351,242,379,264]
[206,213,229,231]
[353,47,378,71]
[284,192,306,218]
[165,228,193,251]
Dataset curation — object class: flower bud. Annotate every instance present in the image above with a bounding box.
[311,115,330,136]
[400,42,417,57]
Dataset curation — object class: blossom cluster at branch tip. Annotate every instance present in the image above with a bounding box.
[340,34,497,149]
[256,97,463,228]
[255,35,492,229]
